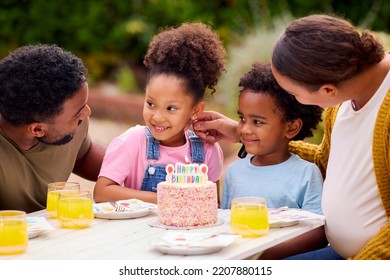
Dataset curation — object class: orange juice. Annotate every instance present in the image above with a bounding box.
[231,198,269,238]
[57,192,93,229]
[47,182,80,218]
[47,190,61,218]
[0,211,28,255]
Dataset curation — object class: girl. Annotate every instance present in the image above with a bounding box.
[94,23,226,204]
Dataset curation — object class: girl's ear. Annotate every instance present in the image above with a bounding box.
[27,122,47,137]
[191,101,205,121]
[286,118,303,139]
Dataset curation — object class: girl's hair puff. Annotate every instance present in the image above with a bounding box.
[143,22,226,103]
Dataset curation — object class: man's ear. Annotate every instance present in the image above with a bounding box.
[286,119,303,139]
[27,123,47,137]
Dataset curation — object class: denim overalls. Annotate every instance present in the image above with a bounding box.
[140,127,205,192]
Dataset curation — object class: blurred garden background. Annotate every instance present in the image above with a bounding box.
[1,0,390,188]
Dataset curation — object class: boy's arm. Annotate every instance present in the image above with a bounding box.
[258,226,328,260]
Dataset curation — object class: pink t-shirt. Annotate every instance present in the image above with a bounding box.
[98,125,223,189]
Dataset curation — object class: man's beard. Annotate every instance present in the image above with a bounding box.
[38,133,74,145]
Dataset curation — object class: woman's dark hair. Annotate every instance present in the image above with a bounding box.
[0,44,87,125]
[272,14,385,90]
[143,22,226,104]
[239,63,323,141]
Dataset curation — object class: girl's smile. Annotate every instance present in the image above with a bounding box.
[143,74,203,147]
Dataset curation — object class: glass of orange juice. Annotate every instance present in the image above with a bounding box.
[47,182,80,219]
[57,190,94,229]
[230,197,269,238]
[0,210,28,255]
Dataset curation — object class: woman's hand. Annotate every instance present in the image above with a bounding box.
[192,111,239,144]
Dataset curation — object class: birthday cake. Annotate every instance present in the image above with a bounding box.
[157,162,218,227]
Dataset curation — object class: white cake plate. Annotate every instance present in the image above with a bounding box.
[148,218,224,230]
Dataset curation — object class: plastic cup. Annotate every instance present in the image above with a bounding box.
[0,210,28,255]
[230,197,269,238]
[57,191,94,229]
[47,182,80,219]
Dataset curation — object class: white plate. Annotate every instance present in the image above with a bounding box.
[148,218,224,230]
[28,229,45,239]
[268,207,325,228]
[27,217,54,239]
[93,199,157,220]
[151,232,239,256]
[269,219,299,228]
[94,208,152,219]
[152,244,225,256]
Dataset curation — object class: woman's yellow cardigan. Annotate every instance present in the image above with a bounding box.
[289,89,390,260]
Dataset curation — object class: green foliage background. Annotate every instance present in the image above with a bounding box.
[1,0,389,84]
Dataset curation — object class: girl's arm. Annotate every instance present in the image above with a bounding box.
[93,176,157,204]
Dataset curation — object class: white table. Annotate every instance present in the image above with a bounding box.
[0,209,324,260]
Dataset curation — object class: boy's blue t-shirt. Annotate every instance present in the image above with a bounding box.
[221,153,323,215]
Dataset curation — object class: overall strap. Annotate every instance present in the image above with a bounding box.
[145,127,159,160]
[188,130,204,163]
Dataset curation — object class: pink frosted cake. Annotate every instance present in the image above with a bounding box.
[157,162,218,227]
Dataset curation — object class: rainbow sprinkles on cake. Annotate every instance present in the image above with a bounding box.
[157,160,218,227]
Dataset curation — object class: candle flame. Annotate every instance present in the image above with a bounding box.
[184,155,190,164]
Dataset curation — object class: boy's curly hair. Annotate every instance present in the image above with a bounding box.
[239,63,323,141]
[143,22,226,103]
[0,44,87,125]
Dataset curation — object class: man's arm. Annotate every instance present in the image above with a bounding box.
[73,140,106,181]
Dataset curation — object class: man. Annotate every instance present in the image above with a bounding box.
[0,44,106,213]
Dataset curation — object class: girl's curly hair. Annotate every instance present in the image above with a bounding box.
[143,22,226,103]
[239,63,323,141]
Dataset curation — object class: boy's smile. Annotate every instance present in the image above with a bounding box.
[237,90,291,166]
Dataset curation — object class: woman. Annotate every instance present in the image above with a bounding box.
[194,14,390,260]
